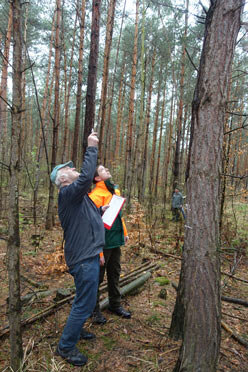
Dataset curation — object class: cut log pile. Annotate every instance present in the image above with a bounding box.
[0,261,159,338]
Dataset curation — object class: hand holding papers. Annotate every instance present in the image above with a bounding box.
[102,194,126,230]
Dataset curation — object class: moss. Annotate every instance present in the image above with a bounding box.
[154,277,170,286]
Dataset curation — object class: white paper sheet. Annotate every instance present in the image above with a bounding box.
[102,194,126,230]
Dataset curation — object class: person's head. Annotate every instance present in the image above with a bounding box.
[50,161,80,188]
[174,188,179,193]
[93,165,111,183]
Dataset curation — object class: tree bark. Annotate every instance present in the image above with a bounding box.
[172,0,189,191]
[0,4,12,158]
[98,0,117,159]
[45,0,62,229]
[170,1,243,371]
[138,49,156,202]
[61,6,78,163]
[7,0,23,369]
[124,0,139,198]
[82,0,101,155]
[71,0,86,166]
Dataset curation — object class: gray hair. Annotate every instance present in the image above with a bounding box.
[55,169,69,188]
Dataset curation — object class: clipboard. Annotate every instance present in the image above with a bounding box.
[102,194,126,230]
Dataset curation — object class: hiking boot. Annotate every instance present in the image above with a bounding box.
[55,345,87,366]
[108,306,131,319]
[92,310,107,325]
[80,328,96,340]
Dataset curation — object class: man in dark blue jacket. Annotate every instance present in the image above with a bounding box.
[50,132,106,366]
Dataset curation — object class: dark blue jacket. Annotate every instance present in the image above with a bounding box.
[58,147,105,269]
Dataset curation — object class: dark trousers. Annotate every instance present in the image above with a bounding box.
[59,255,99,350]
[172,207,186,221]
[95,247,121,311]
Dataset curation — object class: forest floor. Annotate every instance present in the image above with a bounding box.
[0,198,247,372]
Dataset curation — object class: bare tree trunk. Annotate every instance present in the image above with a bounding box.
[82,0,101,155]
[46,0,62,230]
[163,77,175,209]
[114,58,126,160]
[154,84,166,199]
[138,49,156,202]
[0,4,12,158]
[219,79,233,231]
[98,0,117,159]
[179,104,188,185]
[170,2,243,371]
[61,7,78,163]
[124,0,139,199]
[172,0,188,191]
[149,64,162,197]
[7,0,23,369]
[71,0,86,166]
[103,0,127,165]
[33,11,56,225]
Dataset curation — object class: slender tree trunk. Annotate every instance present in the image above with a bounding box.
[163,76,175,209]
[82,0,101,155]
[124,0,139,198]
[149,64,162,197]
[172,0,188,190]
[219,78,233,231]
[114,58,126,159]
[98,0,117,159]
[170,2,243,371]
[103,0,127,164]
[71,0,86,166]
[138,49,156,202]
[0,4,12,157]
[46,0,62,229]
[33,11,56,225]
[178,104,188,185]
[154,84,166,199]
[61,7,78,163]
[7,0,23,370]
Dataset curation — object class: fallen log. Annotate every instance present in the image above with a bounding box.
[150,247,181,261]
[172,282,248,308]
[221,295,248,307]
[221,320,248,348]
[20,274,48,289]
[170,283,248,349]
[0,267,156,338]
[221,271,248,284]
[99,272,151,310]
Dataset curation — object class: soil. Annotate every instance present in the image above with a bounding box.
[0,207,247,372]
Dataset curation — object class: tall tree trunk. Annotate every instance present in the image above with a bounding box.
[170,2,243,372]
[138,49,156,202]
[7,0,23,370]
[33,11,56,225]
[124,0,139,199]
[172,0,189,191]
[0,4,12,158]
[82,0,101,155]
[163,74,175,209]
[149,64,162,198]
[114,57,126,160]
[61,6,78,163]
[98,0,117,159]
[154,84,166,199]
[46,0,62,230]
[219,78,233,231]
[103,0,127,165]
[71,0,86,166]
